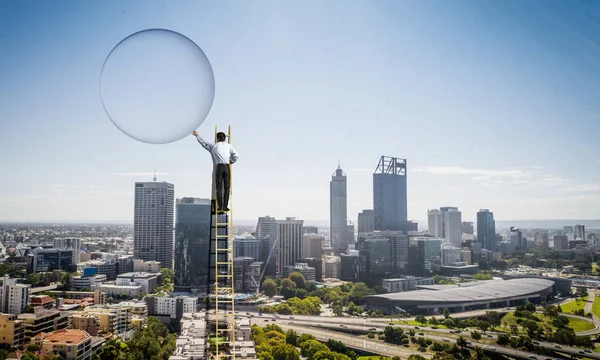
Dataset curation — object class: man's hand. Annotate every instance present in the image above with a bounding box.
[192,130,199,136]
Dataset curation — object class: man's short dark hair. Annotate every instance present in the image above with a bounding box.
[216,132,227,142]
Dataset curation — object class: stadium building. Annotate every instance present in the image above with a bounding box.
[365,278,567,315]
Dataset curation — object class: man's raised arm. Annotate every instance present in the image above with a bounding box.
[230,146,239,164]
[192,131,214,151]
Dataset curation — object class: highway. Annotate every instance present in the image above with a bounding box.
[30,283,58,293]
[215,311,600,359]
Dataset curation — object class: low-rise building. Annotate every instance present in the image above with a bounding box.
[37,329,92,360]
[0,313,24,345]
[382,277,435,293]
[283,263,316,282]
[133,259,161,273]
[169,313,206,360]
[69,313,100,336]
[98,284,142,298]
[30,295,54,310]
[72,275,107,290]
[116,272,159,293]
[18,307,69,343]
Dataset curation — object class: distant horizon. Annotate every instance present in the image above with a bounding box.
[3,218,600,230]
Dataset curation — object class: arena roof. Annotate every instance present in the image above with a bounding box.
[368,278,555,303]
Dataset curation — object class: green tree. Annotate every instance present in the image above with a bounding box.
[443,308,450,319]
[300,339,329,358]
[346,301,363,316]
[285,329,297,346]
[289,272,307,289]
[262,278,277,297]
[415,315,428,325]
[576,287,588,299]
[59,272,72,291]
[471,330,482,342]
[443,318,455,328]
[20,353,39,360]
[333,304,343,316]
[272,343,300,360]
[484,311,501,329]
[496,334,510,346]
[408,355,426,360]
[26,344,40,353]
[456,336,468,348]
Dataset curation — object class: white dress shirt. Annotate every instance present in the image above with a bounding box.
[196,135,239,165]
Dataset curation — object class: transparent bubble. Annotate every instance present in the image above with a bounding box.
[100,29,215,144]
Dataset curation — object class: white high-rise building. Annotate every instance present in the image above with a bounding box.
[442,245,462,266]
[0,276,30,315]
[277,217,304,275]
[441,207,462,247]
[427,210,443,237]
[428,207,462,247]
[134,181,175,270]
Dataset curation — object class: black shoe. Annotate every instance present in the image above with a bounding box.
[217,207,224,212]
[223,207,230,211]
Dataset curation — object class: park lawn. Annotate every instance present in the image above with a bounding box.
[561,297,588,314]
[501,311,594,333]
[209,337,227,345]
[392,320,448,329]
[568,317,595,332]
[593,296,600,318]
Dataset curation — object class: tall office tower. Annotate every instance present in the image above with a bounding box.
[302,234,323,259]
[330,165,352,250]
[53,238,81,264]
[0,276,30,315]
[357,231,408,286]
[427,209,443,237]
[256,216,278,278]
[477,209,496,251]
[373,156,407,231]
[134,181,175,270]
[441,207,462,247]
[574,225,586,240]
[174,197,211,291]
[417,237,443,274]
[303,226,318,234]
[461,222,474,235]
[358,209,375,234]
[233,235,261,261]
[277,217,304,276]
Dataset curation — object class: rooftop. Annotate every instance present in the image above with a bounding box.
[117,272,159,279]
[369,278,555,303]
[43,329,90,345]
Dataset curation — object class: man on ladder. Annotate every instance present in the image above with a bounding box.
[192,130,239,211]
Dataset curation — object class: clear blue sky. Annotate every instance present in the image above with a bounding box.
[1,0,599,223]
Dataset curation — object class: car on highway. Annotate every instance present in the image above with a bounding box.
[368,327,377,331]
[585,349,592,353]
[442,338,449,342]
[553,345,561,349]
[528,356,537,359]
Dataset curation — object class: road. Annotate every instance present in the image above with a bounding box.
[579,290,600,336]
[224,311,600,359]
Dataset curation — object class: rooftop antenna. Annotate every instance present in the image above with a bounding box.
[338,160,340,169]
[153,168,157,182]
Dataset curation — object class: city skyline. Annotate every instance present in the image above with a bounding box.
[1,1,600,223]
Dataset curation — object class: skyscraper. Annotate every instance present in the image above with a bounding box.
[174,197,211,291]
[441,207,462,247]
[358,209,374,234]
[373,156,407,231]
[330,165,353,250]
[427,209,443,237]
[477,209,496,251]
[417,237,443,274]
[302,234,323,259]
[256,216,278,278]
[277,217,304,275]
[134,181,175,270]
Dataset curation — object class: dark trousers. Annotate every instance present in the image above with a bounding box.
[215,164,230,209]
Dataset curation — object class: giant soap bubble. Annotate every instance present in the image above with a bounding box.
[100,29,215,144]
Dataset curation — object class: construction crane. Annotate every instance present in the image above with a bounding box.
[206,125,236,359]
[250,237,278,295]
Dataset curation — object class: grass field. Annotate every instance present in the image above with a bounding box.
[561,296,588,314]
[592,296,600,319]
[501,311,594,333]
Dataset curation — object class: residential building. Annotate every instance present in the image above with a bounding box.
[37,329,92,360]
[134,181,175,270]
[373,156,407,231]
[170,312,207,360]
[18,307,69,343]
[69,313,100,336]
[0,276,30,315]
[0,313,24,345]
